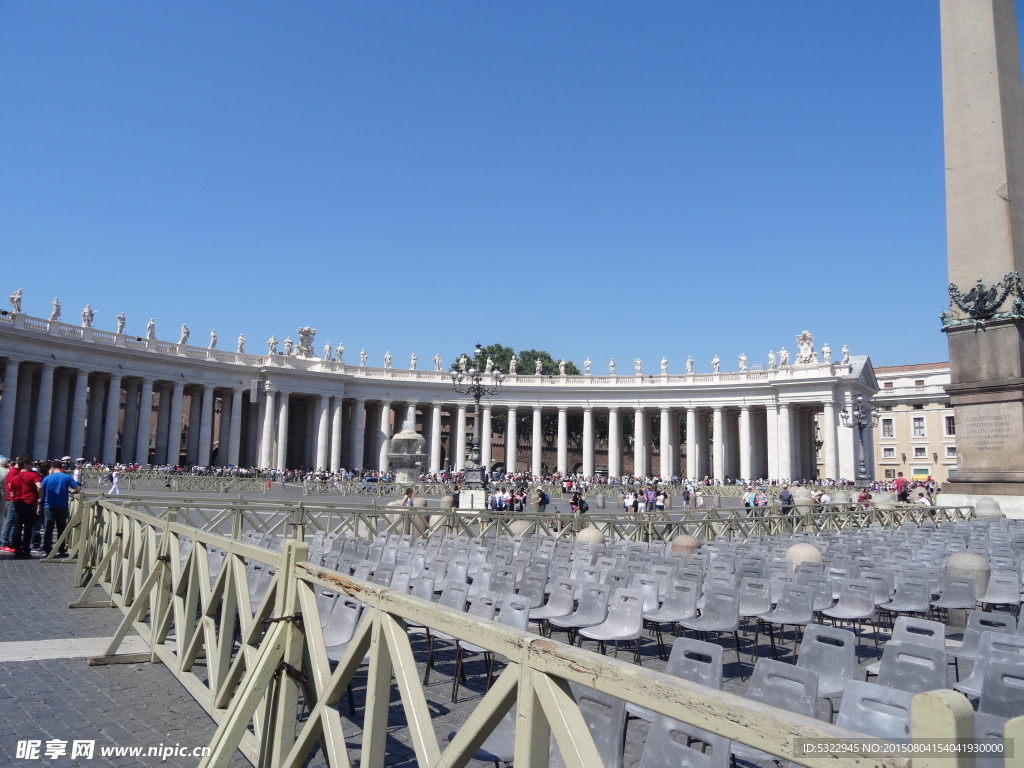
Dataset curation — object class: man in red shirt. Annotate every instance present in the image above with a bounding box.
[5,455,42,559]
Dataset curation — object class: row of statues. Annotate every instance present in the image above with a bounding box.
[10,293,855,372]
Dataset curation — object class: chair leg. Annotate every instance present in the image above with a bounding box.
[423,633,434,684]
[767,622,778,661]
[452,646,463,703]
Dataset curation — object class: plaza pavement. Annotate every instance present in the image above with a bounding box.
[0,485,927,768]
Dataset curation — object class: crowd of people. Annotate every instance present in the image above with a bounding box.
[0,456,81,559]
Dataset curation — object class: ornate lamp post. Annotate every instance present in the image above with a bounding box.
[450,343,504,490]
[838,393,880,488]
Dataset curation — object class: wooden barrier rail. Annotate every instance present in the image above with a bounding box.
[59,496,1009,768]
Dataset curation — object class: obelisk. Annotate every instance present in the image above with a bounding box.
[940,0,1024,510]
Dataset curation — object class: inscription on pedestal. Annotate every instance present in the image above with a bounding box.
[953,401,1024,482]
[960,413,1020,452]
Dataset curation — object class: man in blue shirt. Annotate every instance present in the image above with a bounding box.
[40,461,80,558]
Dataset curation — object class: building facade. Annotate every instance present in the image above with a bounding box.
[872,363,957,483]
[0,312,877,481]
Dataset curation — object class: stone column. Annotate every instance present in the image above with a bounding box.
[276,392,290,470]
[259,389,276,468]
[50,371,71,457]
[607,407,620,478]
[531,406,543,477]
[738,405,752,482]
[822,400,839,481]
[0,359,19,458]
[659,407,671,477]
[582,406,594,478]
[697,411,711,479]
[778,402,792,481]
[766,404,779,480]
[121,380,140,463]
[226,387,242,467]
[154,386,170,465]
[84,374,105,461]
[377,401,392,472]
[348,398,366,471]
[481,405,493,471]
[329,396,343,471]
[32,363,55,460]
[686,408,697,479]
[198,385,215,466]
[456,404,468,471]
[556,406,568,474]
[102,374,122,464]
[429,403,442,473]
[185,391,201,464]
[633,407,646,477]
[134,378,153,465]
[68,370,89,461]
[712,406,725,482]
[313,394,329,470]
[505,406,518,474]
[167,381,185,466]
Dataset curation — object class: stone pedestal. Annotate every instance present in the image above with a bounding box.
[594,494,606,509]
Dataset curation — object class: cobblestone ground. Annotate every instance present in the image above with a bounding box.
[0,555,249,768]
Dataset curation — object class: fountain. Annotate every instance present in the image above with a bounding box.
[387,419,428,486]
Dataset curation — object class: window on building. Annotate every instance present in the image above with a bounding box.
[913,446,927,459]
[945,415,955,436]
[946,446,957,458]
[882,419,894,438]
[912,417,925,437]
[915,380,924,387]
[913,404,924,410]
[883,447,895,459]
[884,469,896,479]
[883,382,893,389]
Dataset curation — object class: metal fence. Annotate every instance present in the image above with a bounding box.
[52,494,1006,768]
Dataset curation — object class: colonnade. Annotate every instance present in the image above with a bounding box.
[0,353,871,481]
[0,314,875,481]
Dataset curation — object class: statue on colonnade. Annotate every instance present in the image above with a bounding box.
[9,288,22,314]
[295,327,316,358]
[49,298,61,322]
[116,312,126,334]
[180,325,190,345]
[434,353,444,371]
[268,335,278,355]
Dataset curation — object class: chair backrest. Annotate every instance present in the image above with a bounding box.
[834,578,876,614]
[467,590,499,620]
[746,658,818,718]
[889,616,946,651]
[877,641,949,694]
[797,624,858,692]
[737,577,772,617]
[630,573,661,612]
[979,654,1024,719]
[543,577,578,613]
[660,578,699,615]
[603,569,631,590]
[323,598,362,648]
[604,588,644,631]
[836,682,912,741]
[438,582,470,612]
[637,714,730,768]
[697,586,740,629]
[575,583,613,623]
[665,637,724,690]
[408,572,437,602]
[769,584,813,622]
[497,597,531,632]
[550,683,628,768]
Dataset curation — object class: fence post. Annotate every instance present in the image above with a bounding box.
[909,689,975,768]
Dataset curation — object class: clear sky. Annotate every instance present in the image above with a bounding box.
[2,2,1017,373]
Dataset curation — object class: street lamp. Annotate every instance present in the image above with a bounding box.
[838,393,880,488]
[450,343,504,490]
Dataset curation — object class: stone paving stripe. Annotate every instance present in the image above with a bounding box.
[0,636,150,663]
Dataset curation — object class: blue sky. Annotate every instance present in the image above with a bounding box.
[1,2,1013,372]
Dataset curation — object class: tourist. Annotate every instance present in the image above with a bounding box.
[402,488,414,507]
[894,472,910,503]
[40,461,80,557]
[777,484,794,514]
[107,467,121,495]
[5,456,42,559]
